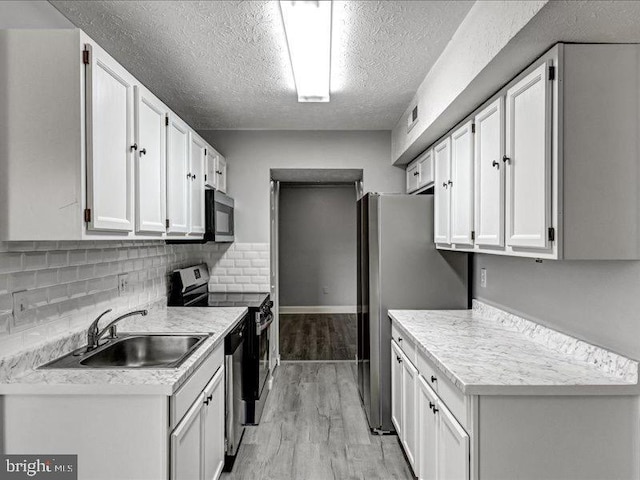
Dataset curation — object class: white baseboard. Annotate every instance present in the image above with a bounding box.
[279,305,357,314]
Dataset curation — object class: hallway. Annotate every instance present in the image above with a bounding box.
[221,363,413,480]
[279,314,357,361]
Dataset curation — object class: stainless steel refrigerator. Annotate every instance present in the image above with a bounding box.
[357,193,469,433]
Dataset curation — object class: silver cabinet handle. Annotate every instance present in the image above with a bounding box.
[139,148,146,156]
[442,182,448,189]
[503,154,511,164]
[447,180,453,186]
[187,173,192,179]
[130,143,138,151]
[413,171,419,176]
[492,160,499,169]
[192,174,196,180]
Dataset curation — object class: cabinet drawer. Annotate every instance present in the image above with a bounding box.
[391,323,416,364]
[171,343,224,430]
[418,349,468,429]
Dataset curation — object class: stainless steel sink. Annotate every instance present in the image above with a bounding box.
[40,333,210,369]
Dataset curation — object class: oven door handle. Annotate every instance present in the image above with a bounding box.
[256,314,273,335]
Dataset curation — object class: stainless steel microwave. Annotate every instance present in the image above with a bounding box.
[205,190,234,242]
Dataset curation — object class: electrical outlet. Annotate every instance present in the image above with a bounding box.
[322,286,329,295]
[118,273,129,296]
[12,290,33,328]
[480,268,487,288]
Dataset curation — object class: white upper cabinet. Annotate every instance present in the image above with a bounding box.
[166,114,190,235]
[505,61,552,250]
[474,97,504,247]
[434,138,451,244]
[417,149,434,190]
[406,161,420,193]
[134,85,167,234]
[215,155,228,194]
[450,121,474,246]
[85,43,135,233]
[205,146,228,194]
[189,133,206,235]
[0,29,227,241]
[406,149,434,194]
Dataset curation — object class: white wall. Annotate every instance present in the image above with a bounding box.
[199,130,402,243]
[0,1,74,29]
[473,255,640,360]
[278,185,356,308]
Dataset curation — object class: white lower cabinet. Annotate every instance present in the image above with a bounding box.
[172,366,225,480]
[393,339,469,480]
[2,344,226,480]
[391,340,404,435]
[202,367,226,480]
[417,376,438,480]
[171,392,206,480]
[401,349,418,472]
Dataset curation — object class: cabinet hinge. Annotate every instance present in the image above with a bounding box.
[165,115,169,127]
[84,208,91,223]
[471,124,476,134]
[82,49,90,65]
[165,219,170,228]
[548,227,555,242]
[471,231,475,241]
[205,148,207,155]
[549,65,555,81]
[204,174,207,182]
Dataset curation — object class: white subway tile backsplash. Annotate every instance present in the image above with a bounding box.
[0,240,201,355]
[0,253,23,273]
[202,243,270,293]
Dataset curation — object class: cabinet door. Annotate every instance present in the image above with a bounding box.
[391,340,403,435]
[418,376,438,480]
[450,121,474,245]
[406,162,419,193]
[417,149,434,189]
[434,138,451,244]
[189,132,206,235]
[474,97,504,247]
[505,61,552,249]
[134,86,167,234]
[205,148,217,189]
[202,368,225,480]
[167,114,190,235]
[436,402,470,480]
[216,155,228,194]
[85,44,134,232]
[171,393,204,480]
[401,351,418,473]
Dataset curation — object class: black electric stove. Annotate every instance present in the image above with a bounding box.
[168,265,273,428]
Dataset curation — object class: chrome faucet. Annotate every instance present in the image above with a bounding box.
[86,309,148,351]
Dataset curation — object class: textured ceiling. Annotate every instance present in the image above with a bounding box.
[50,0,473,130]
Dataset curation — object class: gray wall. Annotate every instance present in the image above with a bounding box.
[199,130,403,243]
[278,185,356,307]
[0,1,74,29]
[473,254,640,360]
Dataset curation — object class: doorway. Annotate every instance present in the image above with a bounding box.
[270,169,363,363]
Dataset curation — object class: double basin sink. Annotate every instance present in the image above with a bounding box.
[40,333,210,369]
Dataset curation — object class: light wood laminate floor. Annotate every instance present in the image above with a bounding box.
[279,314,357,361]
[221,363,413,480]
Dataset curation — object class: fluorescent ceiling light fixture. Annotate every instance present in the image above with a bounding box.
[279,0,332,102]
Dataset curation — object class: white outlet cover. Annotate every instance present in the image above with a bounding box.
[480,268,487,288]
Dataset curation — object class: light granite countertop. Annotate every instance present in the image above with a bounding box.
[0,306,248,396]
[389,301,640,395]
